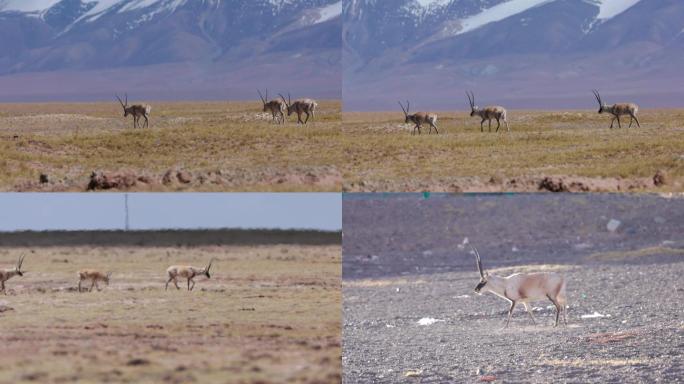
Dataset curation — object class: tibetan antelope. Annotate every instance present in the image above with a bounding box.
[471,246,567,327]
[77,269,112,292]
[279,93,317,124]
[592,90,640,128]
[165,259,213,291]
[116,93,151,128]
[0,255,25,294]
[466,91,509,132]
[258,89,285,124]
[398,100,439,135]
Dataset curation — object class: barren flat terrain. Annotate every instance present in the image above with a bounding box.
[342,109,684,192]
[0,101,341,192]
[0,243,341,383]
[342,194,684,383]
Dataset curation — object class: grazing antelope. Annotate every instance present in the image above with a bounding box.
[0,255,25,294]
[466,91,509,132]
[77,269,112,292]
[398,100,439,135]
[279,93,317,124]
[592,90,640,129]
[165,259,213,291]
[258,89,286,124]
[471,246,567,327]
[116,93,151,128]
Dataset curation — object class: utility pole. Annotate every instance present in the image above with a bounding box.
[124,193,130,231]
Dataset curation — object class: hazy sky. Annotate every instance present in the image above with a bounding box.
[0,193,341,231]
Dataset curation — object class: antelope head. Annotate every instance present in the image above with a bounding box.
[472,246,488,293]
[116,94,129,117]
[592,90,606,114]
[466,91,479,116]
[279,93,294,116]
[258,89,269,112]
[398,100,411,123]
[105,271,112,285]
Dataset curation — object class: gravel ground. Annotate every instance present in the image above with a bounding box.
[342,193,684,383]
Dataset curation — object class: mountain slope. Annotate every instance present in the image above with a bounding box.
[343,0,684,110]
[0,0,341,101]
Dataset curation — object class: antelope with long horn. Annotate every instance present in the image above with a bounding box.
[466,91,509,132]
[398,100,439,135]
[77,269,112,292]
[116,93,151,128]
[258,89,285,124]
[279,93,317,124]
[0,255,25,294]
[165,259,214,291]
[471,246,567,327]
[592,90,640,129]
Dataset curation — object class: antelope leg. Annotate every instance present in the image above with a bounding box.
[495,118,501,132]
[523,303,537,325]
[505,300,517,328]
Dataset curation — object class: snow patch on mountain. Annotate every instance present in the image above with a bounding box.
[314,1,340,24]
[415,0,451,8]
[593,0,641,20]
[0,0,61,13]
[457,0,553,35]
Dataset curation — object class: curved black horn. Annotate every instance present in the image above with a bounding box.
[257,89,266,104]
[470,245,484,279]
[592,90,602,105]
[279,93,288,106]
[116,94,125,108]
[398,101,407,115]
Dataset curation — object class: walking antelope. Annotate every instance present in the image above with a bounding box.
[0,255,25,294]
[166,259,213,291]
[116,94,151,128]
[592,90,640,129]
[398,100,439,135]
[471,246,567,327]
[77,269,112,292]
[258,89,285,124]
[279,93,317,124]
[466,91,509,132]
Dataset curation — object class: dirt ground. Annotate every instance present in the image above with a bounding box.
[341,109,684,192]
[342,193,684,383]
[0,101,341,192]
[0,244,341,384]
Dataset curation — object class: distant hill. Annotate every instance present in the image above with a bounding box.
[0,0,341,101]
[344,0,684,110]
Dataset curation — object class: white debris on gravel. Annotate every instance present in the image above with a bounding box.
[457,237,469,249]
[417,317,445,326]
[581,311,611,319]
[455,294,470,299]
[422,250,433,256]
[512,246,519,252]
[607,219,621,233]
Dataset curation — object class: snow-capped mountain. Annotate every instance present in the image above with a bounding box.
[0,0,341,101]
[344,0,684,110]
